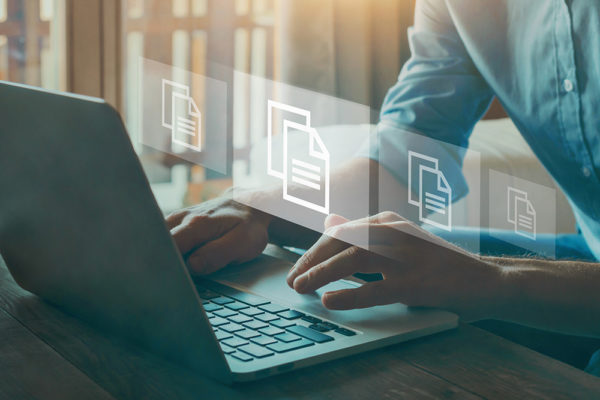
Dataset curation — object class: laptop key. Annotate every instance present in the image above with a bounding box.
[224,301,249,311]
[278,310,304,320]
[214,309,237,319]
[230,351,253,362]
[259,304,289,314]
[250,335,277,346]
[240,307,264,317]
[301,315,321,324]
[229,292,270,307]
[220,323,244,333]
[212,296,235,305]
[220,343,236,354]
[335,328,357,336]
[235,329,260,340]
[267,339,314,353]
[243,320,269,330]
[215,330,233,341]
[259,326,285,336]
[203,303,223,312]
[320,322,339,330]
[255,313,279,323]
[228,314,252,324]
[274,332,301,343]
[210,316,229,327]
[271,319,295,329]
[309,323,331,332]
[287,325,334,343]
[222,337,249,348]
[238,343,274,358]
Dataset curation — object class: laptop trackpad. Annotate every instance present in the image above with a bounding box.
[210,254,359,308]
[208,254,417,332]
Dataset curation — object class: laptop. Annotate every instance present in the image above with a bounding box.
[0,81,457,384]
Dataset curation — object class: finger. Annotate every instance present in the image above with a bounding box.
[186,224,267,275]
[171,215,240,255]
[165,210,187,229]
[321,281,395,310]
[287,234,350,288]
[324,214,349,230]
[287,213,406,288]
[293,246,382,294]
[287,220,371,288]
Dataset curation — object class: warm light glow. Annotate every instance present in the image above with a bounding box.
[127,0,143,19]
[235,0,249,16]
[40,0,55,21]
[191,0,207,17]
[172,0,188,17]
[0,0,6,22]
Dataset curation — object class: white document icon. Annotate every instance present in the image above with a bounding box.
[161,79,202,152]
[408,151,452,231]
[267,100,330,214]
[507,187,536,240]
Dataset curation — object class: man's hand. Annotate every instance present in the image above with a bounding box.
[286,212,503,320]
[166,192,272,275]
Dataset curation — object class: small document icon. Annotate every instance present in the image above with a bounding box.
[267,100,330,215]
[507,187,536,240]
[408,151,452,231]
[161,79,202,152]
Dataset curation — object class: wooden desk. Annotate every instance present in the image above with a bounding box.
[2,258,600,400]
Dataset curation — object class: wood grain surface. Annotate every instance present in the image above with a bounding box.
[1,255,600,400]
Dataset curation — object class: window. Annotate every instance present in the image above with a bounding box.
[0,0,66,90]
[1,0,276,213]
[121,0,275,211]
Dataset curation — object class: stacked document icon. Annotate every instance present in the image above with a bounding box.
[408,151,452,231]
[267,100,330,215]
[161,79,202,152]
[507,187,536,240]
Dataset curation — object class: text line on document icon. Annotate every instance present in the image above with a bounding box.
[507,186,536,240]
[408,151,452,231]
[267,100,330,215]
[161,79,202,152]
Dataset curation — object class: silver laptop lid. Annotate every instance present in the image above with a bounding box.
[0,81,231,383]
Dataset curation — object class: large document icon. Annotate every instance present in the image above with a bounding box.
[507,187,536,240]
[267,100,330,214]
[161,79,202,152]
[408,151,452,231]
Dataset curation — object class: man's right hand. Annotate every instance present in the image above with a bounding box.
[166,193,272,275]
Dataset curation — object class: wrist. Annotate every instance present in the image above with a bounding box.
[477,256,519,321]
[455,256,510,321]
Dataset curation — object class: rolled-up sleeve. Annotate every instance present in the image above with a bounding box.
[358,0,494,203]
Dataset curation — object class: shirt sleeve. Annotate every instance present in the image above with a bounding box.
[357,0,494,203]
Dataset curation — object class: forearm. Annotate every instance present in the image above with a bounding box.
[486,256,600,338]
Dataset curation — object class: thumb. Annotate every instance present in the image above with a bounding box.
[324,214,350,230]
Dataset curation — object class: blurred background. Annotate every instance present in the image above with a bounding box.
[0,0,575,233]
[0,0,416,210]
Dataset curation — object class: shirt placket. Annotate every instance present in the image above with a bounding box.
[554,1,595,180]
[554,0,600,217]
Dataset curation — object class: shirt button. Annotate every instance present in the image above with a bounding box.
[563,79,574,92]
[582,167,591,177]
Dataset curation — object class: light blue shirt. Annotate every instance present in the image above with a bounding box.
[363,0,600,260]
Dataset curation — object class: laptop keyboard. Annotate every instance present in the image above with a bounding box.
[195,280,357,363]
